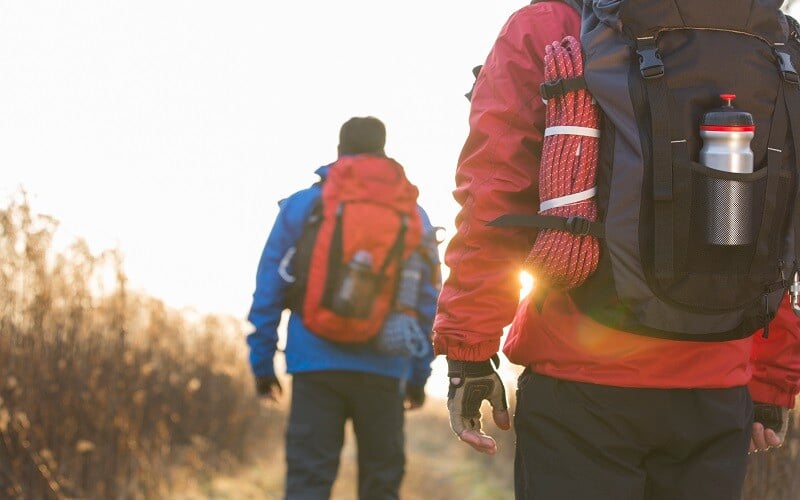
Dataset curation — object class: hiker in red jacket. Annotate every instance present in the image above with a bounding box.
[434,2,800,499]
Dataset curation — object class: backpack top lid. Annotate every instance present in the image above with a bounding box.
[323,154,419,215]
[618,0,787,41]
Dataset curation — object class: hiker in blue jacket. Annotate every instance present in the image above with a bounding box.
[247,116,440,500]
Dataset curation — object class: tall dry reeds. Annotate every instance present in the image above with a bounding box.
[0,194,269,499]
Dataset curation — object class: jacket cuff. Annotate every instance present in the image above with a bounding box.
[748,378,797,409]
[433,334,500,361]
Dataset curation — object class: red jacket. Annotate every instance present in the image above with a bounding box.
[433,1,800,408]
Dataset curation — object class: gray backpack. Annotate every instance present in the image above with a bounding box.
[501,0,800,340]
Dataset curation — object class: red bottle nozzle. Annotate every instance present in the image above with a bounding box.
[720,94,736,107]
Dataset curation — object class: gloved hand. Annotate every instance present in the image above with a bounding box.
[404,384,425,410]
[750,402,790,453]
[447,355,510,455]
[255,375,282,403]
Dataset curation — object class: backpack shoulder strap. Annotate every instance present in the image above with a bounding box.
[286,195,323,311]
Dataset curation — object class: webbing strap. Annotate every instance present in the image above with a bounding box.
[324,205,408,305]
[322,203,346,306]
[378,214,408,276]
[488,213,605,238]
[671,139,692,273]
[751,83,789,276]
[784,83,800,271]
[637,38,675,280]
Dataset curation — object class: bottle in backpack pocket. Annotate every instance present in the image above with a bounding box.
[699,94,755,246]
[395,251,424,310]
[331,249,378,318]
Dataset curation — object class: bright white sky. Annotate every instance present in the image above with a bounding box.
[1,1,526,321]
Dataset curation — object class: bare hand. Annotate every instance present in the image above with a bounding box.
[749,421,784,453]
[749,405,789,454]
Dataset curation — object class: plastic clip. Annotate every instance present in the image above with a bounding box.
[565,216,591,236]
[637,46,664,79]
[775,50,799,85]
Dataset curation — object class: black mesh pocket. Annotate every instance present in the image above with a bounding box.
[703,176,753,246]
[686,162,766,275]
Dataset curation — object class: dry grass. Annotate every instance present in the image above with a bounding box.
[0,194,270,499]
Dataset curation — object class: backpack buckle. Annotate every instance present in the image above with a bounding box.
[636,39,664,79]
[775,50,799,85]
[565,216,591,236]
[539,76,587,100]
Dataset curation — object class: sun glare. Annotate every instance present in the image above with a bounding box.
[519,270,535,299]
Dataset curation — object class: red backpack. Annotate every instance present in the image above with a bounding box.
[289,155,422,343]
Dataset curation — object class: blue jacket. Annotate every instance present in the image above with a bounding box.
[247,162,440,388]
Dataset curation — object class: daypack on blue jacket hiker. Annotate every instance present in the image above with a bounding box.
[495,0,800,341]
[286,154,424,344]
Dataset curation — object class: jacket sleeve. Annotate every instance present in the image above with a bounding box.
[433,3,581,361]
[246,188,318,378]
[408,206,442,387]
[748,297,800,408]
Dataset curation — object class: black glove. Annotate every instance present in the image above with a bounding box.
[753,401,789,439]
[446,355,508,437]
[255,375,282,398]
[405,384,426,409]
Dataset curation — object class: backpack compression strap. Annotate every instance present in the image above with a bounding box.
[635,37,680,281]
[320,204,409,306]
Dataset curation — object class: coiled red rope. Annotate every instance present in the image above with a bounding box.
[525,36,600,290]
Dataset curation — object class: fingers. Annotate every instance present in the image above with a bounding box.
[458,430,498,455]
[487,374,509,430]
[750,422,783,454]
[765,428,783,447]
[488,379,508,411]
[447,397,468,435]
[492,408,511,431]
[750,422,768,452]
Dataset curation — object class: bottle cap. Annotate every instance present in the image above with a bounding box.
[701,94,754,132]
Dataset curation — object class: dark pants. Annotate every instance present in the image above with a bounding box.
[285,371,405,500]
[514,371,753,500]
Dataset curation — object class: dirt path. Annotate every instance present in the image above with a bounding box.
[170,406,515,500]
